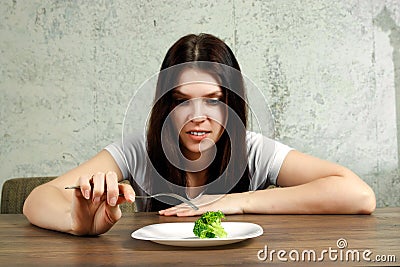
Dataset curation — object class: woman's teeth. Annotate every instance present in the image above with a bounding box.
[190,131,206,136]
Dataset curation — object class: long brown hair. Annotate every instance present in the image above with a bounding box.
[146,33,249,211]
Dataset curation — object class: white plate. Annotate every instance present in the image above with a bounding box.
[131,222,263,247]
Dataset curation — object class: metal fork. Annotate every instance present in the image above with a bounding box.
[65,186,199,210]
[135,193,199,210]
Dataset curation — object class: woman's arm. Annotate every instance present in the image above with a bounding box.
[159,150,376,216]
[242,150,376,214]
[23,150,135,235]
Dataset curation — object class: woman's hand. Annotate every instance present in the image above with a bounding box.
[70,171,135,235]
[158,193,244,217]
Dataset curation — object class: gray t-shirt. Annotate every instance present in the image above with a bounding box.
[105,131,293,211]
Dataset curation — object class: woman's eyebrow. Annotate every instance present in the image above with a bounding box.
[172,91,223,98]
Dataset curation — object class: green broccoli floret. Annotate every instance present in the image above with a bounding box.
[193,211,227,239]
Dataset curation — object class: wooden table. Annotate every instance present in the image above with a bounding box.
[0,208,399,266]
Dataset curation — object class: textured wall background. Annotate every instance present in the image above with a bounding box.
[1,0,399,207]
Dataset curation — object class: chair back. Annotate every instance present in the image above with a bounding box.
[1,177,55,214]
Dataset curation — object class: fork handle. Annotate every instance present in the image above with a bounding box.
[135,195,198,210]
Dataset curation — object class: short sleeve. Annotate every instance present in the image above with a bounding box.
[104,133,147,182]
[246,131,293,190]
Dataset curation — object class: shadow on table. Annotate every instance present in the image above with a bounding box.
[122,237,256,251]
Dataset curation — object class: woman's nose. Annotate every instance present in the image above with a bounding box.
[188,98,207,122]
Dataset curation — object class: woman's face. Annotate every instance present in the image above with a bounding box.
[170,68,226,160]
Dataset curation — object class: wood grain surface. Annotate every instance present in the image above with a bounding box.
[0,208,399,266]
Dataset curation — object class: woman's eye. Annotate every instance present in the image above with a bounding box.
[205,98,220,105]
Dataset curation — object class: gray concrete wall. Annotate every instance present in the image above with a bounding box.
[1,0,399,207]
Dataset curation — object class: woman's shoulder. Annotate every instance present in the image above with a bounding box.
[122,131,146,143]
[105,132,146,153]
[245,130,293,152]
[120,132,147,151]
[245,130,274,144]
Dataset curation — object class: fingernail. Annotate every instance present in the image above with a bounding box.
[93,197,100,203]
[84,190,90,199]
[129,195,135,202]
[110,197,117,206]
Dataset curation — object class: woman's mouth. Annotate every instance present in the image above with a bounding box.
[186,131,210,140]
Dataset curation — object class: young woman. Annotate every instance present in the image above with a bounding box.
[23,33,376,236]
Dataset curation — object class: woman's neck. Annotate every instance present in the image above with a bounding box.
[186,170,208,186]
[185,170,208,199]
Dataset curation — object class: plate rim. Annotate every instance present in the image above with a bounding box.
[131,221,263,242]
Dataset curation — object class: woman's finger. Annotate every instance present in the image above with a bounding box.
[158,207,178,216]
[104,203,122,226]
[159,205,196,216]
[78,174,92,200]
[118,183,136,203]
[105,171,119,206]
[176,208,202,217]
[92,172,105,203]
